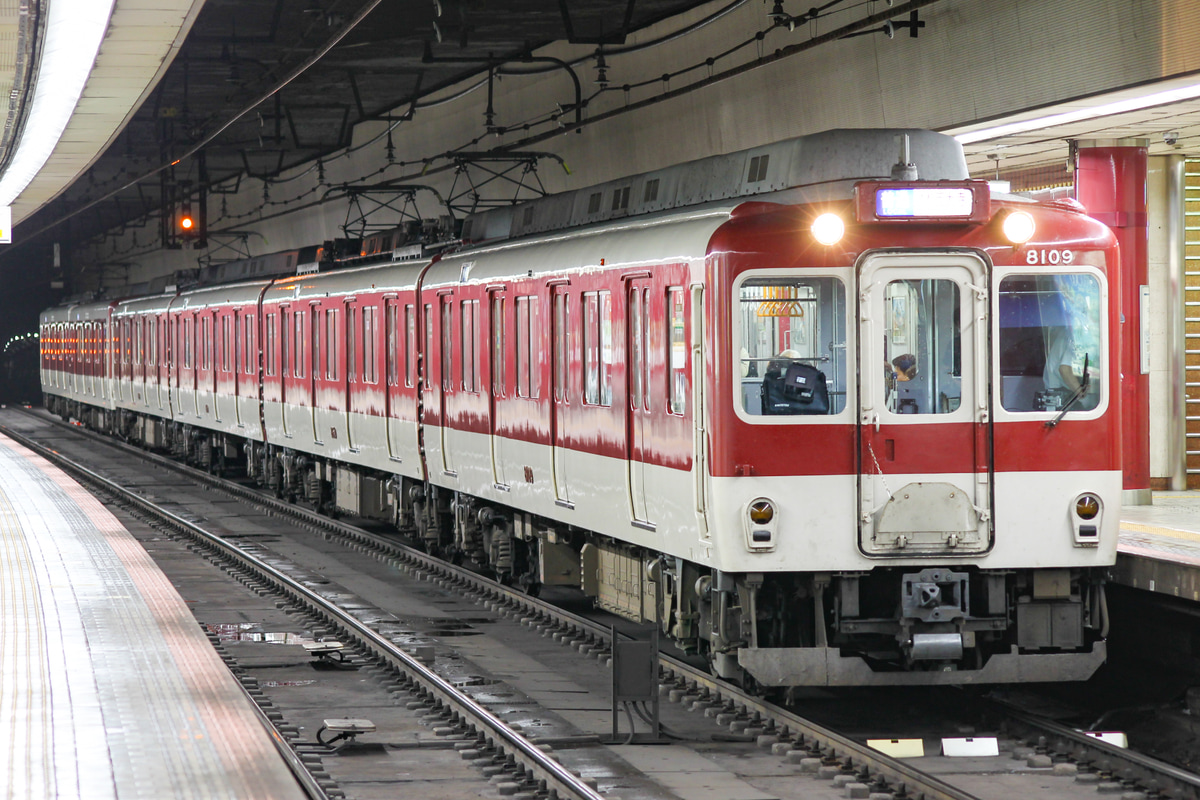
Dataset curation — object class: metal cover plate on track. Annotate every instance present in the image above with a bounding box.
[941,737,999,757]
[867,738,925,758]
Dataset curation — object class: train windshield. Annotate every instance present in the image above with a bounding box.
[737,276,847,416]
[997,274,1103,413]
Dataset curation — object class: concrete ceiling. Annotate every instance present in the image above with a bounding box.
[3,0,1200,262]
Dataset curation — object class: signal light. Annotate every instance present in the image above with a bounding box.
[180,214,194,231]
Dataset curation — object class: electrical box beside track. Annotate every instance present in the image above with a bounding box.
[335,470,390,519]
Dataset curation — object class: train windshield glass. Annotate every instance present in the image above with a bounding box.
[737,276,846,417]
[883,279,961,415]
[997,274,1103,413]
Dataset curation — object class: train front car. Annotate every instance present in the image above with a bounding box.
[706,141,1120,686]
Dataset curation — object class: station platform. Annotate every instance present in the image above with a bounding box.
[1116,491,1200,603]
[0,432,307,799]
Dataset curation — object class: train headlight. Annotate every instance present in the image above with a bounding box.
[1002,210,1036,244]
[811,213,844,246]
[744,498,778,551]
[1071,492,1102,546]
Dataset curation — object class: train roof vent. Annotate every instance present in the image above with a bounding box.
[462,128,968,244]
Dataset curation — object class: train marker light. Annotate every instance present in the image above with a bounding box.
[1075,493,1101,520]
[811,213,844,245]
[745,498,778,551]
[1002,210,1035,244]
[749,500,775,525]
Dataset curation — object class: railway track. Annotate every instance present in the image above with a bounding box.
[7,405,1200,800]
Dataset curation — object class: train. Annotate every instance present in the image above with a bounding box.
[41,129,1120,687]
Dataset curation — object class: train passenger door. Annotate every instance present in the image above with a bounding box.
[857,253,992,557]
[486,290,506,486]
[310,302,321,443]
[280,305,291,437]
[626,278,652,526]
[550,285,571,506]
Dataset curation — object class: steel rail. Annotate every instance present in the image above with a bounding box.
[7,409,988,800]
[1,422,605,800]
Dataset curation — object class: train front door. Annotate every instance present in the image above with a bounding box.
[857,253,992,557]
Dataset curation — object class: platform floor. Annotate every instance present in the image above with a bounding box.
[1116,491,1200,601]
[0,432,306,799]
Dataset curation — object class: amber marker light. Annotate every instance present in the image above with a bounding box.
[811,213,844,246]
[749,499,775,525]
[1075,493,1101,520]
[1002,210,1035,244]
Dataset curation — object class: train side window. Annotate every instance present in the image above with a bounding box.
[583,291,612,406]
[516,295,539,398]
[361,306,374,384]
[737,276,846,417]
[997,274,1102,413]
[461,299,477,392]
[668,288,686,415]
[491,297,506,396]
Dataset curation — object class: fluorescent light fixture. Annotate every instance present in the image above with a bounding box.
[954,82,1200,144]
[0,0,117,206]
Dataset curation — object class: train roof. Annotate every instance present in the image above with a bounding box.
[461,128,967,246]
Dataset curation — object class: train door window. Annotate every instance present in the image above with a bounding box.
[516,296,539,398]
[134,319,143,366]
[293,310,305,378]
[264,314,276,376]
[183,317,194,369]
[220,315,230,372]
[281,311,291,377]
[440,298,453,391]
[325,309,337,380]
[243,314,255,374]
[668,288,687,415]
[405,304,415,388]
[461,300,477,392]
[736,276,847,417]
[882,279,959,415]
[630,289,650,410]
[346,307,357,383]
[997,273,1103,413]
[491,297,506,395]
[553,293,568,402]
[386,301,398,386]
[423,303,433,389]
[312,309,322,379]
[149,318,157,368]
[362,305,376,384]
[583,291,612,406]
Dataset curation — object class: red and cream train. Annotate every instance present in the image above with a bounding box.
[41,129,1120,687]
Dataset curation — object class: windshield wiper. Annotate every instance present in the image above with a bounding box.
[1045,353,1090,429]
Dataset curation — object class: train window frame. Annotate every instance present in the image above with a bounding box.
[363,304,377,384]
[243,313,255,375]
[325,308,338,380]
[583,290,612,406]
[730,269,852,424]
[346,306,357,383]
[667,287,687,416]
[441,297,453,392]
[264,313,276,377]
[993,266,1109,421]
[516,295,539,399]
[491,296,506,397]
[461,299,477,393]
[386,301,399,387]
[423,303,433,390]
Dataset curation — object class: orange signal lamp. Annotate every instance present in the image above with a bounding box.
[180,215,194,230]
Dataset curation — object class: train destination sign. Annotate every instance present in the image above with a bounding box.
[876,187,974,218]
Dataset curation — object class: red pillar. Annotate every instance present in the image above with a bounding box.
[1075,139,1150,503]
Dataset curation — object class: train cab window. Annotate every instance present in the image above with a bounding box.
[461,300,477,392]
[516,296,539,398]
[997,274,1102,413]
[737,276,846,416]
[583,291,612,406]
[882,279,960,415]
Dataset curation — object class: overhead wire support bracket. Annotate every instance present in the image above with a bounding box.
[444,151,561,216]
[334,184,453,242]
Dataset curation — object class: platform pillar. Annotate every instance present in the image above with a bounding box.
[1075,139,1150,504]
